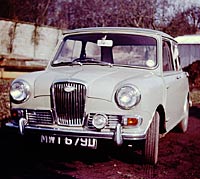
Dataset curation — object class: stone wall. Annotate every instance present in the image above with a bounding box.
[0,19,63,61]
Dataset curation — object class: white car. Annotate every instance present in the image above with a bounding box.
[6,27,190,164]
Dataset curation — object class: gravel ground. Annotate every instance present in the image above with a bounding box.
[0,78,13,121]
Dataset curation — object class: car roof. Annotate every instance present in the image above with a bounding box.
[175,34,200,44]
[63,27,174,40]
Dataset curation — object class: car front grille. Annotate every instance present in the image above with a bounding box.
[51,81,86,126]
[27,109,53,124]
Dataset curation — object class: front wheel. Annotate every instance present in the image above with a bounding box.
[143,111,160,165]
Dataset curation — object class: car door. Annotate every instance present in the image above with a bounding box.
[162,40,188,132]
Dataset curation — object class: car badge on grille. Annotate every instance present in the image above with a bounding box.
[64,86,76,93]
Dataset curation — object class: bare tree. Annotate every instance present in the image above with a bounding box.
[155,0,172,28]
[68,0,117,28]
[185,6,200,32]
[121,0,157,28]
[164,6,200,37]
[68,0,157,29]
[45,0,69,29]
[165,12,194,37]
[0,0,70,29]
[1,0,199,37]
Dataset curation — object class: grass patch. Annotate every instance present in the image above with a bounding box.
[190,90,200,105]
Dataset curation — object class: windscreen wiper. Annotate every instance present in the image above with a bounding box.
[73,58,113,67]
[52,61,82,67]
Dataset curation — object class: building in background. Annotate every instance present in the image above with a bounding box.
[175,34,200,67]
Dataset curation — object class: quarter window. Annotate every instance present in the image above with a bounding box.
[162,41,173,71]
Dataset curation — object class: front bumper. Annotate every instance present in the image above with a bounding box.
[5,119,146,146]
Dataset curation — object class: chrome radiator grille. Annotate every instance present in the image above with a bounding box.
[52,81,86,126]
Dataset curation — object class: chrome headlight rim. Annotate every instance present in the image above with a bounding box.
[92,113,108,129]
[10,80,31,104]
[115,85,141,110]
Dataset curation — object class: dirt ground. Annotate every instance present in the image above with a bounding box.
[0,105,199,179]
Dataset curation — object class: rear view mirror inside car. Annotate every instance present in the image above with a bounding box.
[97,39,113,47]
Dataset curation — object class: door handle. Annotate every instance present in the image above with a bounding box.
[176,75,181,79]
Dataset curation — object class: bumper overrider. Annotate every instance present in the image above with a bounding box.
[5,115,146,146]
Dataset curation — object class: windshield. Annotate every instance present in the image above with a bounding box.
[52,33,157,68]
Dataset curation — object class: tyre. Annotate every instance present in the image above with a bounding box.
[143,111,160,165]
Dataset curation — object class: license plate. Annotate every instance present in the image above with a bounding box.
[40,135,97,149]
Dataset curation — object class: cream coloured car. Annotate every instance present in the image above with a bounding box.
[6,27,190,164]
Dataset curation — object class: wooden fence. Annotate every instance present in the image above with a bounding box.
[0,57,46,79]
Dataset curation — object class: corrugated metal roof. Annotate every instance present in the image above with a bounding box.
[175,35,200,44]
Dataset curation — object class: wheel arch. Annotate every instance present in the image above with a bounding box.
[156,105,166,134]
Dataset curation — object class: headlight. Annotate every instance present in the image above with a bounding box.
[10,80,30,103]
[115,85,141,109]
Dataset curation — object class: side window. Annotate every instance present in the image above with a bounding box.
[173,44,181,71]
[162,41,173,71]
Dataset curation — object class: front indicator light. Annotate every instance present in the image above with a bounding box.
[123,116,143,127]
[10,109,24,124]
[127,118,139,126]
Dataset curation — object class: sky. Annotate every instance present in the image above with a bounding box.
[177,0,200,7]
[166,0,200,17]
[190,0,200,4]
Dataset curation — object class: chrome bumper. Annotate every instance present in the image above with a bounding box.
[6,119,146,146]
